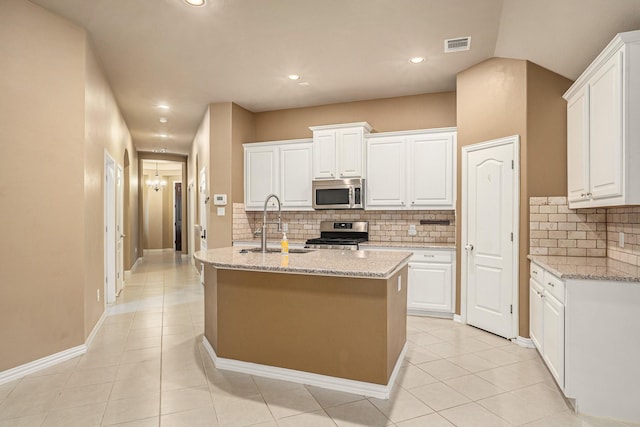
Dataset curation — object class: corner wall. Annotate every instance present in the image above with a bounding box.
[0,0,86,371]
[456,58,571,337]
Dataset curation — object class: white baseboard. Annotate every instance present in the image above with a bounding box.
[202,337,407,400]
[85,311,106,349]
[512,336,535,348]
[453,314,463,324]
[0,309,109,386]
[0,344,86,386]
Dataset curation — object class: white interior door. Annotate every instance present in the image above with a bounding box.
[104,154,116,304]
[116,164,124,296]
[462,136,519,339]
[199,166,208,251]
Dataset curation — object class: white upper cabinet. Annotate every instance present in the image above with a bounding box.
[564,30,640,208]
[244,144,278,210]
[366,128,456,210]
[366,135,406,208]
[310,122,372,180]
[408,132,455,209]
[279,141,313,209]
[244,139,313,211]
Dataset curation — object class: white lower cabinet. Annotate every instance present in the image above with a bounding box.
[529,262,565,388]
[366,246,455,316]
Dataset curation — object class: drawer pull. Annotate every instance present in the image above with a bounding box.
[548,282,555,287]
[423,254,435,258]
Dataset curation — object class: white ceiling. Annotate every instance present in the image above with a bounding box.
[29,0,640,155]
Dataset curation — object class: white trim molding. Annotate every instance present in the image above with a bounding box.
[0,345,86,386]
[202,336,406,400]
[85,311,107,349]
[513,336,536,348]
[453,314,463,323]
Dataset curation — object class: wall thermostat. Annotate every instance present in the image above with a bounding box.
[213,194,227,206]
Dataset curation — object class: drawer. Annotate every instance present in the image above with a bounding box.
[530,262,544,283]
[544,271,565,304]
[410,250,453,264]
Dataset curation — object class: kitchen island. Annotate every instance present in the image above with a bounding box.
[194,247,411,399]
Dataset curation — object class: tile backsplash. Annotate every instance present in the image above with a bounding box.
[233,203,455,244]
[530,197,640,267]
[607,207,640,266]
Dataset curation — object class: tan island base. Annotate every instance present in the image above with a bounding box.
[202,265,408,398]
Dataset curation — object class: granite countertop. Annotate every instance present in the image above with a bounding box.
[528,255,640,282]
[233,240,456,250]
[195,247,412,279]
[360,242,455,250]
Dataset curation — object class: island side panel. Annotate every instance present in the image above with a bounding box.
[215,269,392,385]
[204,265,218,350]
[386,266,408,376]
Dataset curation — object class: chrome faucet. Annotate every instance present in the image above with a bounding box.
[260,194,282,252]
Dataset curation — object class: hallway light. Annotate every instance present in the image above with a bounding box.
[146,162,167,192]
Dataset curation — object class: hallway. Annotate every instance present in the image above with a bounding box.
[0,251,634,426]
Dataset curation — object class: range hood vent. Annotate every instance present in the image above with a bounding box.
[444,36,471,53]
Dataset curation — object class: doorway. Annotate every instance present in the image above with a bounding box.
[104,153,117,305]
[461,135,520,339]
[174,182,182,251]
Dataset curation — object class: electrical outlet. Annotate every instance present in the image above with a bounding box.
[620,232,625,248]
[282,223,289,232]
[397,276,402,292]
[408,224,417,236]
[97,289,100,302]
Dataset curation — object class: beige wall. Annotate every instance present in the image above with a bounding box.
[253,92,457,142]
[0,0,86,371]
[162,175,182,249]
[456,58,570,337]
[231,104,256,204]
[0,0,137,371]
[84,41,139,337]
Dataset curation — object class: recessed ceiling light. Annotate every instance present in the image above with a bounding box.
[157,104,170,110]
[298,82,310,87]
[159,117,168,123]
[153,148,167,153]
[409,57,425,64]
[288,74,301,80]
[184,0,205,6]
[159,133,168,138]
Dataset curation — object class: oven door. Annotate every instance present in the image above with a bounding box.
[312,179,364,209]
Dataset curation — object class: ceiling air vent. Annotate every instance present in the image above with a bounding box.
[444,36,471,53]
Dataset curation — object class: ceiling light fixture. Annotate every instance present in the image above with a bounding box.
[146,162,167,192]
[159,117,168,123]
[159,133,168,138]
[288,74,301,80]
[157,103,170,110]
[184,0,205,6]
[409,57,425,64]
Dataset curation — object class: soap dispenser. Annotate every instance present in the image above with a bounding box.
[281,232,289,254]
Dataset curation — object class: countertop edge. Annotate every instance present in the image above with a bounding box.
[195,249,412,280]
[528,255,640,283]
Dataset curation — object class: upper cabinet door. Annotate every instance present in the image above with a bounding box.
[337,127,365,178]
[312,130,336,179]
[408,132,455,209]
[588,51,623,201]
[566,86,590,204]
[280,142,313,209]
[366,136,406,209]
[245,145,278,210]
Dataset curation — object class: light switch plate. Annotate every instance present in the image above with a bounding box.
[408,224,417,236]
[217,207,225,216]
[620,232,625,248]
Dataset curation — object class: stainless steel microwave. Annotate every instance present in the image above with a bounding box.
[312,178,365,210]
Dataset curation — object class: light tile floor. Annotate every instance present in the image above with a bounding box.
[0,249,637,426]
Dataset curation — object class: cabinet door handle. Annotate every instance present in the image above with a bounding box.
[547,282,555,287]
[587,192,592,197]
[532,270,537,275]
[580,193,586,198]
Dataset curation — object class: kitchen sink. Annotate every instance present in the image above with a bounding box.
[240,248,314,254]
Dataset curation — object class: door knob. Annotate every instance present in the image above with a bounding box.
[464,244,474,251]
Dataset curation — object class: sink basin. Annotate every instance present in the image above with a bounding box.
[241,248,314,254]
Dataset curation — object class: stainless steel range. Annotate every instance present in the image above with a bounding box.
[305,221,368,250]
